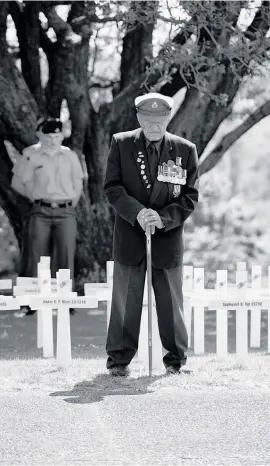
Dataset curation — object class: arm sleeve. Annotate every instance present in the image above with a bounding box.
[104,135,145,226]
[157,143,199,232]
[70,150,84,198]
[11,151,35,200]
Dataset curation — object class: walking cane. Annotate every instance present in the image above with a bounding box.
[145,223,153,377]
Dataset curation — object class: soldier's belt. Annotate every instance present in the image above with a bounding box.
[34,200,72,209]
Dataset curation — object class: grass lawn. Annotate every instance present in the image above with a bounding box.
[0,306,269,394]
[0,353,269,395]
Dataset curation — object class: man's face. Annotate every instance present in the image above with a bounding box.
[39,132,63,152]
[137,113,170,142]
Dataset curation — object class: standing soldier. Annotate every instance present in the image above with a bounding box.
[104,93,199,376]
[11,117,84,314]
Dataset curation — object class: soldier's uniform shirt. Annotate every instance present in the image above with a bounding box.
[12,143,84,203]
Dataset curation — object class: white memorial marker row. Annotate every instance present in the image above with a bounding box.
[84,260,270,362]
[0,258,269,366]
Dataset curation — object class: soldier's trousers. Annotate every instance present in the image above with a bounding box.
[25,203,77,282]
[106,259,188,369]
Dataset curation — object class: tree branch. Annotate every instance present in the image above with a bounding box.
[39,26,55,60]
[42,4,83,44]
[199,100,270,175]
[74,13,119,24]
[67,1,93,40]
[146,11,198,95]
[89,80,118,89]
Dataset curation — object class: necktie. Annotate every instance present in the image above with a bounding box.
[148,143,158,184]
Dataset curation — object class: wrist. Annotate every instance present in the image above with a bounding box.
[137,208,147,220]
[158,216,165,229]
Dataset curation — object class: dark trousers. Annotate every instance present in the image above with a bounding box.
[25,204,77,282]
[106,259,188,369]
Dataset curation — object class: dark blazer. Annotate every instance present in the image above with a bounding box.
[104,128,199,269]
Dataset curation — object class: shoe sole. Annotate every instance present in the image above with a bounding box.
[166,368,193,375]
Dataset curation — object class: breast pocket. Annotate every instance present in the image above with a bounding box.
[33,165,49,188]
[34,165,44,178]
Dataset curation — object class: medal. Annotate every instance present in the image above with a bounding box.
[136,151,150,189]
[173,185,181,197]
[157,159,187,186]
[157,165,164,181]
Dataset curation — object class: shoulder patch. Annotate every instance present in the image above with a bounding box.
[60,145,71,151]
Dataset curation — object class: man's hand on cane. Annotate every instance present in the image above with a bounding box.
[137,208,164,235]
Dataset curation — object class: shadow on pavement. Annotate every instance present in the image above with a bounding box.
[50,373,165,404]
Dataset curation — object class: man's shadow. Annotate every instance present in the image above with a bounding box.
[50,372,166,404]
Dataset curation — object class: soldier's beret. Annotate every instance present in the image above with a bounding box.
[135,93,173,117]
[37,117,63,134]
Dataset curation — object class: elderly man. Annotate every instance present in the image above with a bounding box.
[11,117,84,314]
[104,92,199,377]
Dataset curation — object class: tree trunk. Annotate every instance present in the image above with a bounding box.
[0,139,30,247]
[0,6,39,151]
[10,1,46,115]
[0,3,38,246]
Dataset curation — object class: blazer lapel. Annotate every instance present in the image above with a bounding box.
[149,132,173,205]
[133,129,152,195]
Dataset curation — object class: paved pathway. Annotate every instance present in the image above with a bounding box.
[0,385,269,465]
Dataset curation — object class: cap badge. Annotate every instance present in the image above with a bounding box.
[151,102,158,108]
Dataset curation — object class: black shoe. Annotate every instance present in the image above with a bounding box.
[109,365,130,377]
[165,366,181,375]
[165,366,193,375]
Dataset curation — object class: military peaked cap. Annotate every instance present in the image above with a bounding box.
[135,92,173,116]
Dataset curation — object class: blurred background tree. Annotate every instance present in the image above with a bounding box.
[0,0,269,286]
